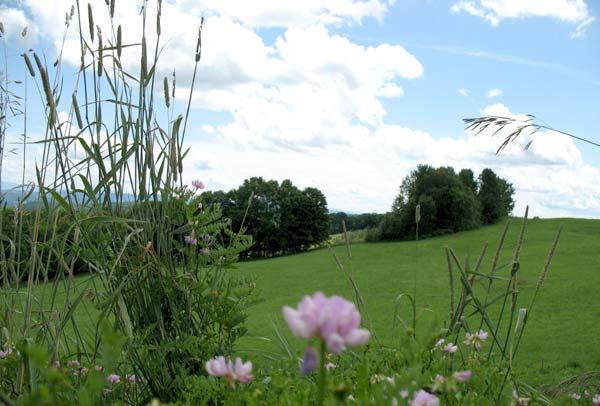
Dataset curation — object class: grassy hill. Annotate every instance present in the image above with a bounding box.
[16,217,599,391]
[231,217,600,388]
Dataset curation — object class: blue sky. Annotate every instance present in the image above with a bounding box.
[1,0,599,217]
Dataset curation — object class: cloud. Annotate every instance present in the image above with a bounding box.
[570,16,596,39]
[176,102,600,218]
[486,88,503,98]
[183,23,423,151]
[0,6,39,45]
[5,0,600,218]
[178,0,390,28]
[15,0,391,47]
[458,88,470,96]
[451,0,592,27]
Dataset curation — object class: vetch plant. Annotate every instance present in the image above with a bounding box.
[205,356,253,384]
[463,329,488,350]
[411,389,440,406]
[283,291,371,354]
[283,291,370,405]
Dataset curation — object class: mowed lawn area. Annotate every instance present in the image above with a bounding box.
[231,217,600,388]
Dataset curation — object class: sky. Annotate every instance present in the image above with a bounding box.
[1,0,599,217]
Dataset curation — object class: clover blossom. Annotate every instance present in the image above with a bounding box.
[593,394,600,405]
[463,329,488,350]
[192,180,205,189]
[184,230,197,246]
[282,292,370,354]
[67,359,80,368]
[453,370,472,383]
[107,374,121,384]
[442,343,458,354]
[205,356,253,384]
[411,390,440,406]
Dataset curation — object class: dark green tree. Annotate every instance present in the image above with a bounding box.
[477,168,515,224]
[203,178,329,258]
[459,168,477,195]
[378,165,481,240]
[329,212,349,234]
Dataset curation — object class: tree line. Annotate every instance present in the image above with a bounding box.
[367,165,515,241]
[328,212,384,234]
[201,177,330,259]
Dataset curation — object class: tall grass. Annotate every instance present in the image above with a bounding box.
[444,207,562,401]
[0,0,252,402]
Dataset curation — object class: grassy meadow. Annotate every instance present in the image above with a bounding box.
[5,0,596,402]
[231,217,600,388]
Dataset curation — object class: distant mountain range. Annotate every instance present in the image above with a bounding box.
[328,208,361,215]
[1,184,366,215]
[0,183,36,207]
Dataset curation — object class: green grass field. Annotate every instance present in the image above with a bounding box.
[231,217,600,388]
[17,217,599,391]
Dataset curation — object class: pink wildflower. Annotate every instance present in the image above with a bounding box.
[282,292,371,354]
[126,374,136,384]
[570,393,581,400]
[442,343,458,354]
[107,374,121,384]
[325,362,337,370]
[199,247,210,255]
[411,390,440,406]
[205,356,253,384]
[400,390,409,398]
[592,394,600,405]
[67,359,80,369]
[184,230,197,246]
[0,347,13,359]
[453,370,472,382]
[192,180,205,189]
[463,329,488,350]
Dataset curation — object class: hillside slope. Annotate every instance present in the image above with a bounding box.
[233,217,600,387]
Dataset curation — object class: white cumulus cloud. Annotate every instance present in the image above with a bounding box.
[486,88,503,98]
[570,16,596,38]
[451,0,593,29]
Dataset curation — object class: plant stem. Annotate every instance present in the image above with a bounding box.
[317,340,327,406]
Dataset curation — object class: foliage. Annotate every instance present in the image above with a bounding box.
[0,0,255,403]
[203,177,330,259]
[478,168,516,224]
[328,212,384,235]
[0,0,589,404]
[171,211,562,405]
[370,165,514,242]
